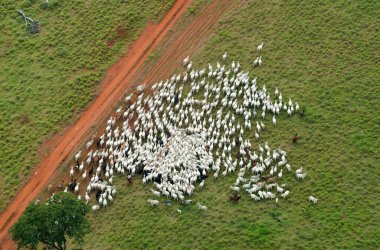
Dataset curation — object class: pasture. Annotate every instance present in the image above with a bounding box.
[0,0,174,210]
[75,0,379,249]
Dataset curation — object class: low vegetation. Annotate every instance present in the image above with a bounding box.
[77,0,379,249]
[0,0,174,211]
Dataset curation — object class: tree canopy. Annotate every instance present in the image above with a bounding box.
[10,192,90,250]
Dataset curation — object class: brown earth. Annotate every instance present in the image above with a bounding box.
[0,0,234,249]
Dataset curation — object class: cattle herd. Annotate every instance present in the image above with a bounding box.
[62,47,317,211]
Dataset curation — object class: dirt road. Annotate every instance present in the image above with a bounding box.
[0,0,191,248]
[0,0,233,248]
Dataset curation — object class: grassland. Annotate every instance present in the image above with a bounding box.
[77,0,379,249]
[0,0,174,210]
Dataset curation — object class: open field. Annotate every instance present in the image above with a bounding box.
[0,0,174,210]
[0,0,379,249]
[75,0,379,249]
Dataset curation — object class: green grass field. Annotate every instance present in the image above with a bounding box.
[0,0,174,211]
[75,0,379,249]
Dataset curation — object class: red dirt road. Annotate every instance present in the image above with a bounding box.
[141,0,233,84]
[0,0,234,248]
[0,0,191,248]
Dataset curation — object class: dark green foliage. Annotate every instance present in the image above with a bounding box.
[10,192,90,250]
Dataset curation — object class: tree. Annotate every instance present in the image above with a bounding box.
[10,192,91,250]
[17,10,41,34]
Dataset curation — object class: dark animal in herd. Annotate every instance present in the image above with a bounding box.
[300,109,305,118]
[230,194,241,202]
[292,134,300,143]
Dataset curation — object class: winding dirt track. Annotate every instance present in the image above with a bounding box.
[141,0,233,84]
[0,0,233,248]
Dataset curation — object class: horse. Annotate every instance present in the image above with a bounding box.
[266,177,277,183]
[127,175,133,184]
[56,180,64,191]
[292,134,300,143]
[300,109,305,118]
[89,166,94,177]
[261,175,272,181]
[230,193,241,203]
